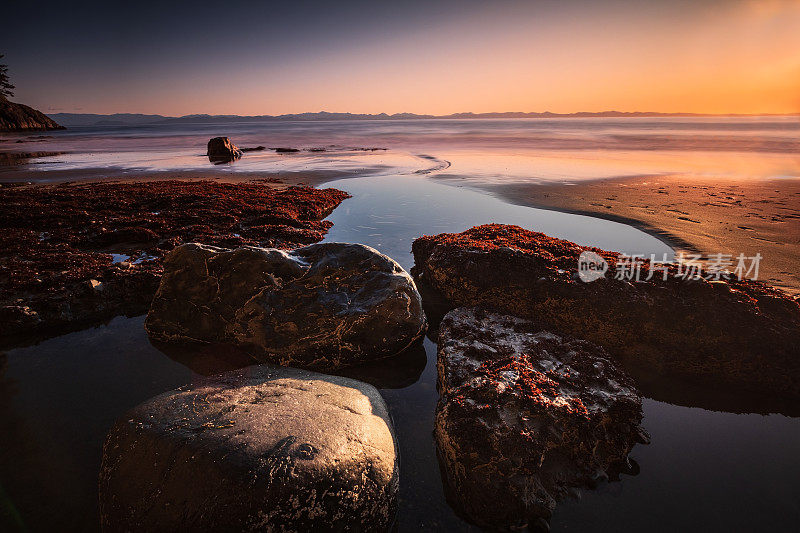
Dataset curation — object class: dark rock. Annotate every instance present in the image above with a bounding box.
[207,136,242,162]
[0,100,64,132]
[146,242,426,371]
[99,365,398,532]
[274,147,300,153]
[412,224,800,398]
[435,307,646,529]
[241,145,266,152]
[80,227,159,249]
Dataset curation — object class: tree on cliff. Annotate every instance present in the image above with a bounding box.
[0,55,15,100]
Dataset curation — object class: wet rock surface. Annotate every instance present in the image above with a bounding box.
[435,307,647,529]
[0,180,349,346]
[99,365,399,532]
[206,136,242,162]
[412,224,800,398]
[146,242,426,371]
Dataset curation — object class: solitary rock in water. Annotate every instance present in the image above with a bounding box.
[146,242,426,371]
[207,136,243,162]
[435,307,647,529]
[412,224,800,399]
[99,365,399,532]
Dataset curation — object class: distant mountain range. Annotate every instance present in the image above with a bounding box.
[46,110,798,127]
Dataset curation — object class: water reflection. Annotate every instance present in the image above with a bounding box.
[0,166,798,531]
[335,342,427,390]
[151,338,427,391]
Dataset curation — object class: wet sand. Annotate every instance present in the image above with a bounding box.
[470,175,800,295]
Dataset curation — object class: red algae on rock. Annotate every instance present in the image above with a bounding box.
[435,307,646,529]
[412,224,800,399]
[0,180,349,344]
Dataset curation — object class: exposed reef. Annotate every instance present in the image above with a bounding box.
[412,224,800,399]
[0,180,349,345]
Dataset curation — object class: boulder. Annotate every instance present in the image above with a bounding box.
[435,307,647,529]
[146,242,426,371]
[412,224,800,398]
[99,365,398,532]
[207,136,242,162]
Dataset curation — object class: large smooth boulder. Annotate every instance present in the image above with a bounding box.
[435,307,647,529]
[145,242,426,371]
[207,136,243,162]
[99,365,399,532]
[412,224,800,398]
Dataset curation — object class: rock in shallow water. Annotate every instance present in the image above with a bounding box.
[145,242,426,371]
[412,224,800,399]
[435,307,647,529]
[99,366,398,532]
[207,136,243,162]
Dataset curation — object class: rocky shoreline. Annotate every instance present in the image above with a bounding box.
[0,100,64,132]
[412,224,800,399]
[0,179,349,346]
[5,182,800,530]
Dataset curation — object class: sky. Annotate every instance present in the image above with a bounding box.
[4,0,800,116]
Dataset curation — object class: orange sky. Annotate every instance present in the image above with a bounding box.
[8,0,800,115]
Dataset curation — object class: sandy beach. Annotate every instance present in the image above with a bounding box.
[461,175,800,296]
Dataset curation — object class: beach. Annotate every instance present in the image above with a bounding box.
[465,175,800,295]
[1,117,799,532]
[4,0,800,528]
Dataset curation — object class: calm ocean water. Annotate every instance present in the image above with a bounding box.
[2,116,799,182]
[1,118,799,531]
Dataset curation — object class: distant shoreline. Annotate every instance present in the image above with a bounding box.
[44,111,800,128]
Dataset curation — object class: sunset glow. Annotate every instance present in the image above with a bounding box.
[6,0,800,116]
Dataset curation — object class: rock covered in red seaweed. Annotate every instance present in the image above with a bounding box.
[145,242,426,372]
[412,224,800,398]
[0,180,349,345]
[435,307,647,529]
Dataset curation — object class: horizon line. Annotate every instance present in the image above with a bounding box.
[45,109,800,120]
